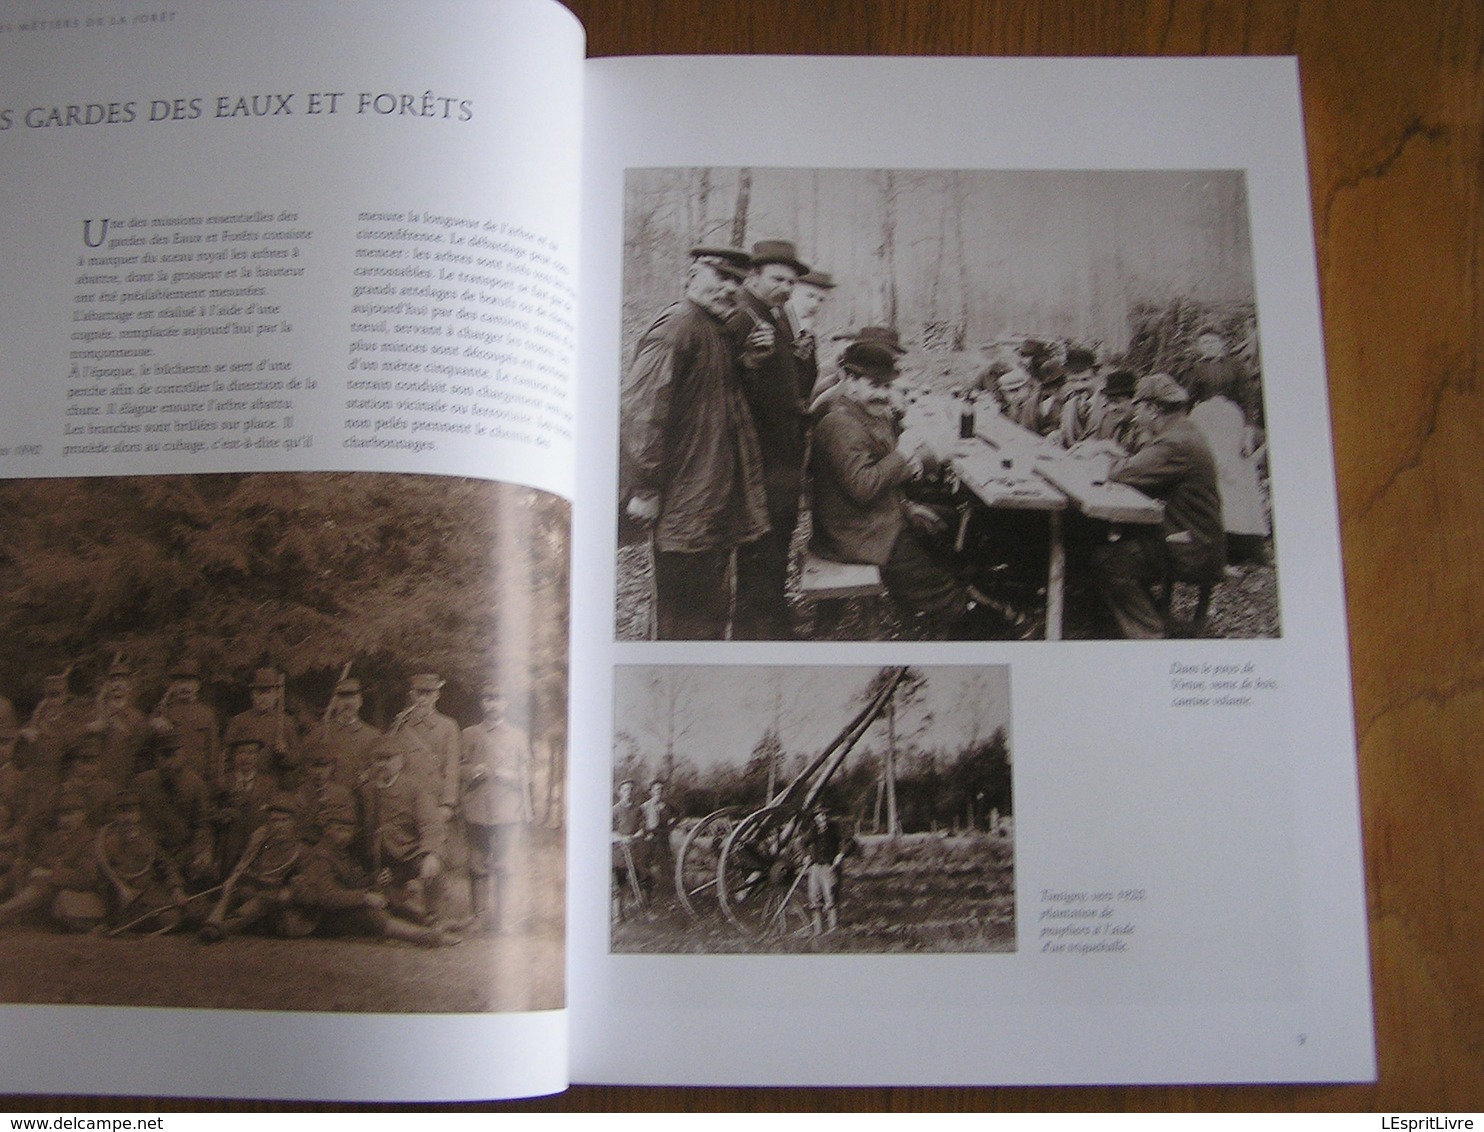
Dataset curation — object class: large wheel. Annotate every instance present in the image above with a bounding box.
[717,806,812,938]
[674,807,742,919]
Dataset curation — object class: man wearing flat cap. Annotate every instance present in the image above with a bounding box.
[620,245,769,639]
[810,341,972,637]
[1091,373,1225,638]
[728,238,812,639]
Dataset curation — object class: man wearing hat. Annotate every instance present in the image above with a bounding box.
[811,326,908,418]
[728,238,813,639]
[87,659,152,788]
[620,245,769,639]
[994,367,1040,432]
[809,340,972,637]
[306,676,382,791]
[288,796,459,946]
[1064,367,1139,450]
[223,668,301,789]
[390,673,461,812]
[133,729,217,886]
[97,789,187,933]
[213,736,274,880]
[1052,346,1102,447]
[785,268,837,404]
[0,787,105,932]
[153,659,220,787]
[1091,373,1225,638]
[294,740,357,846]
[359,733,445,923]
[199,791,306,941]
[460,684,531,930]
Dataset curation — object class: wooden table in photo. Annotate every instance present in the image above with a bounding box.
[900,392,1163,639]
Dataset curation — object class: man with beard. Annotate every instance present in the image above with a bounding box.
[728,238,811,639]
[620,245,769,639]
[153,659,221,787]
[87,660,152,788]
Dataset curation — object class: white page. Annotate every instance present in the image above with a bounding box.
[570,55,1374,1086]
[0,0,582,1101]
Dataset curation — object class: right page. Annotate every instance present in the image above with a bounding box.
[570,56,1374,1086]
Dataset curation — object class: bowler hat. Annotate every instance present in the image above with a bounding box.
[1103,369,1138,397]
[841,341,899,382]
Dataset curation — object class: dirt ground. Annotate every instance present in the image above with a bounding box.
[613,828,1016,955]
[0,826,565,1014]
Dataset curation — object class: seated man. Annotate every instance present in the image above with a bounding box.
[1089,373,1226,638]
[199,792,306,941]
[809,340,972,638]
[0,788,105,932]
[289,798,459,947]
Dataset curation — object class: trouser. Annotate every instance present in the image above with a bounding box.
[881,527,967,637]
[1090,533,1166,639]
[734,499,799,640]
[654,546,733,640]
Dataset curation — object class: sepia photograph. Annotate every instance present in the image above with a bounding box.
[611,664,1014,955]
[0,472,568,1013]
[616,166,1279,642]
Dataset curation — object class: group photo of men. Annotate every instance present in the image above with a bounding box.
[616,167,1279,641]
[0,472,568,1013]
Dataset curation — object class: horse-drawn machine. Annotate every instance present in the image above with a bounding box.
[673,666,908,937]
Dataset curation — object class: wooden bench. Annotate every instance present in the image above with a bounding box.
[798,551,885,637]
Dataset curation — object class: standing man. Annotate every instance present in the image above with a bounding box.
[620,245,769,639]
[224,668,301,790]
[390,673,461,816]
[729,238,811,639]
[1090,374,1226,638]
[306,676,381,790]
[784,269,836,404]
[88,660,152,789]
[460,685,531,931]
[154,659,220,787]
[640,779,678,908]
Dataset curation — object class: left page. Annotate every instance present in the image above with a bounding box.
[0,0,581,1102]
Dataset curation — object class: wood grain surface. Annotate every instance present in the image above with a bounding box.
[532,0,1484,1114]
[14,0,1480,1115]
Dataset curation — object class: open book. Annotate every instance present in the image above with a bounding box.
[0,0,1374,1101]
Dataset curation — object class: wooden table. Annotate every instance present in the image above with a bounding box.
[901,393,1162,638]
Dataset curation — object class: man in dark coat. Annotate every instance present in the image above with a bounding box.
[809,341,970,637]
[621,246,769,639]
[154,659,221,787]
[223,668,301,789]
[727,239,812,639]
[1091,373,1226,638]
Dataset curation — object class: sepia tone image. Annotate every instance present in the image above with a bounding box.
[611,664,1014,954]
[0,472,568,1013]
[617,167,1279,642]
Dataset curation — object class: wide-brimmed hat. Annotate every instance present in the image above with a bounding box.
[797,269,836,289]
[748,239,808,275]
